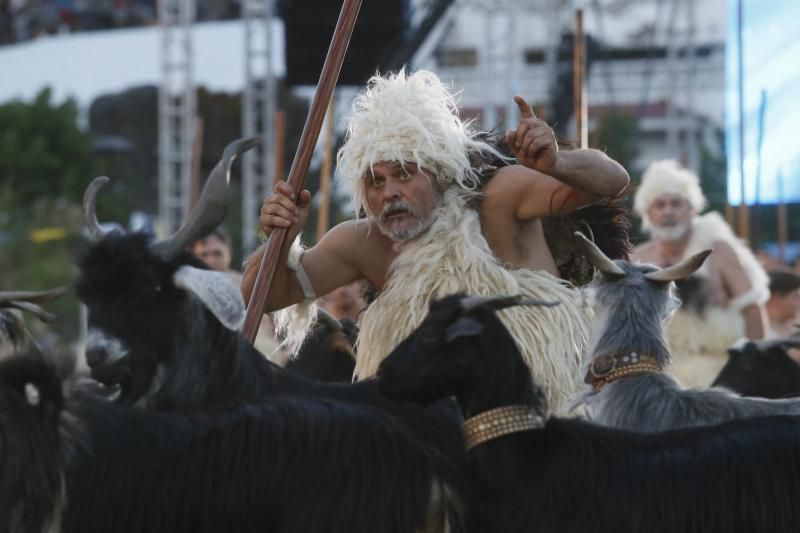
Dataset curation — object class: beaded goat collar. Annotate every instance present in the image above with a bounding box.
[462,405,545,451]
[585,351,664,391]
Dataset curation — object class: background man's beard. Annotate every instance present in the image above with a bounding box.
[651,221,691,242]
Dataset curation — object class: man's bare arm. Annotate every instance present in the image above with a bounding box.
[242,221,365,313]
[714,241,767,340]
[503,96,629,220]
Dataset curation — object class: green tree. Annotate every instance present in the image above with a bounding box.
[588,109,639,174]
[0,89,93,346]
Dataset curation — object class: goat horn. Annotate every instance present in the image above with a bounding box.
[643,249,712,283]
[151,137,261,260]
[83,176,111,241]
[0,288,66,306]
[573,231,626,278]
[4,300,57,323]
[459,295,560,314]
[316,308,343,331]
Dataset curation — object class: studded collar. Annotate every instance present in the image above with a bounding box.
[585,351,664,391]
[462,405,545,451]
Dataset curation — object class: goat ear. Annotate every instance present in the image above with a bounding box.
[445,316,484,343]
[172,266,245,331]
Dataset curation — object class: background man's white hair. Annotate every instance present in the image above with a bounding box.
[336,68,505,215]
[633,159,707,231]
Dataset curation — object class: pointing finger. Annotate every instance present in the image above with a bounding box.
[514,95,535,118]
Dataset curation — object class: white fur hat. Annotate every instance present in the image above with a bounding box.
[336,69,503,214]
[633,159,707,230]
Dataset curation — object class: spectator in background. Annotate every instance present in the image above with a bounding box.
[765,270,800,339]
[191,226,242,285]
[318,281,366,323]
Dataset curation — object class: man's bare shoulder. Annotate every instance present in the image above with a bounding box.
[631,240,659,263]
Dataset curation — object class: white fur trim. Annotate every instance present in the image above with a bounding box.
[272,236,318,355]
[634,159,707,231]
[287,238,316,300]
[728,286,770,311]
[687,212,770,307]
[336,69,507,215]
[355,189,588,412]
[172,266,245,331]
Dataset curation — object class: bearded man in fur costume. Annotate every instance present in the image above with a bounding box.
[631,160,770,387]
[242,70,630,411]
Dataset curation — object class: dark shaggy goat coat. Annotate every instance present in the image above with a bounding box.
[62,391,465,533]
[377,295,800,533]
[75,232,465,459]
[0,356,70,533]
[713,340,800,399]
[285,318,358,383]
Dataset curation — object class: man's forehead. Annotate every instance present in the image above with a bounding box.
[369,160,418,173]
[651,193,690,205]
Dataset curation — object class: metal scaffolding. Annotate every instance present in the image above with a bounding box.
[241,0,277,252]
[158,0,196,236]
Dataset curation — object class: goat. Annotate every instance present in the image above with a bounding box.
[0,288,66,360]
[285,311,357,383]
[712,333,800,399]
[62,390,465,533]
[377,293,800,533]
[75,138,465,469]
[0,355,71,533]
[573,232,800,431]
[0,352,466,533]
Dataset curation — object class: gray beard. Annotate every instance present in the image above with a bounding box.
[650,222,691,242]
[377,211,434,241]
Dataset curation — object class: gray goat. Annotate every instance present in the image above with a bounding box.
[573,232,800,432]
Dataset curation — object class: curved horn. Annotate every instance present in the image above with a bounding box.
[573,231,626,278]
[0,288,66,306]
[4,301,57,323]
[83,176,111,241]
[151,137,261,260]
[459,294,560,315]
[643,249,712,283]
[316,308,344,332]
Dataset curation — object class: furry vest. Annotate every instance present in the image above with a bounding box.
[356,189,588,411]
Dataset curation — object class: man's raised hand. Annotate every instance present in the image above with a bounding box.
[505,96,559,175]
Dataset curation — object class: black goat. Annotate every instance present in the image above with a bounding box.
[377,294,800,533]
[286,312,357,383]
[0,355,71,533]
[62,390,465,533]
[713,334,800,399]
[75,139,465,473]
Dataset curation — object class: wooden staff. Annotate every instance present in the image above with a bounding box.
[273,110,286,180]
[242,0,362,342]
[573,8,588,149]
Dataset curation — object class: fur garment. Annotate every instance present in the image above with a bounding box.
[356,189,588,411]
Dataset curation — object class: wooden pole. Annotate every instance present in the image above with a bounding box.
[242,0,362,342]
[273,110,286,181]
[573,9,588,149]
[317,100,335,242]
[188,117,204,212]
[736,0,749,241]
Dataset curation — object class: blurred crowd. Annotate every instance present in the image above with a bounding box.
[0,0,241,45]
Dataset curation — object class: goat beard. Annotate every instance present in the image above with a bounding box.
[650,221,691,242]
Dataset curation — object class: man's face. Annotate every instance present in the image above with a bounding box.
[647,194,694,242]
[363,161,443,242]
[192,235,231,272]
[770,289,800,322]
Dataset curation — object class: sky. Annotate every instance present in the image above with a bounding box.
[725,0,800,205]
